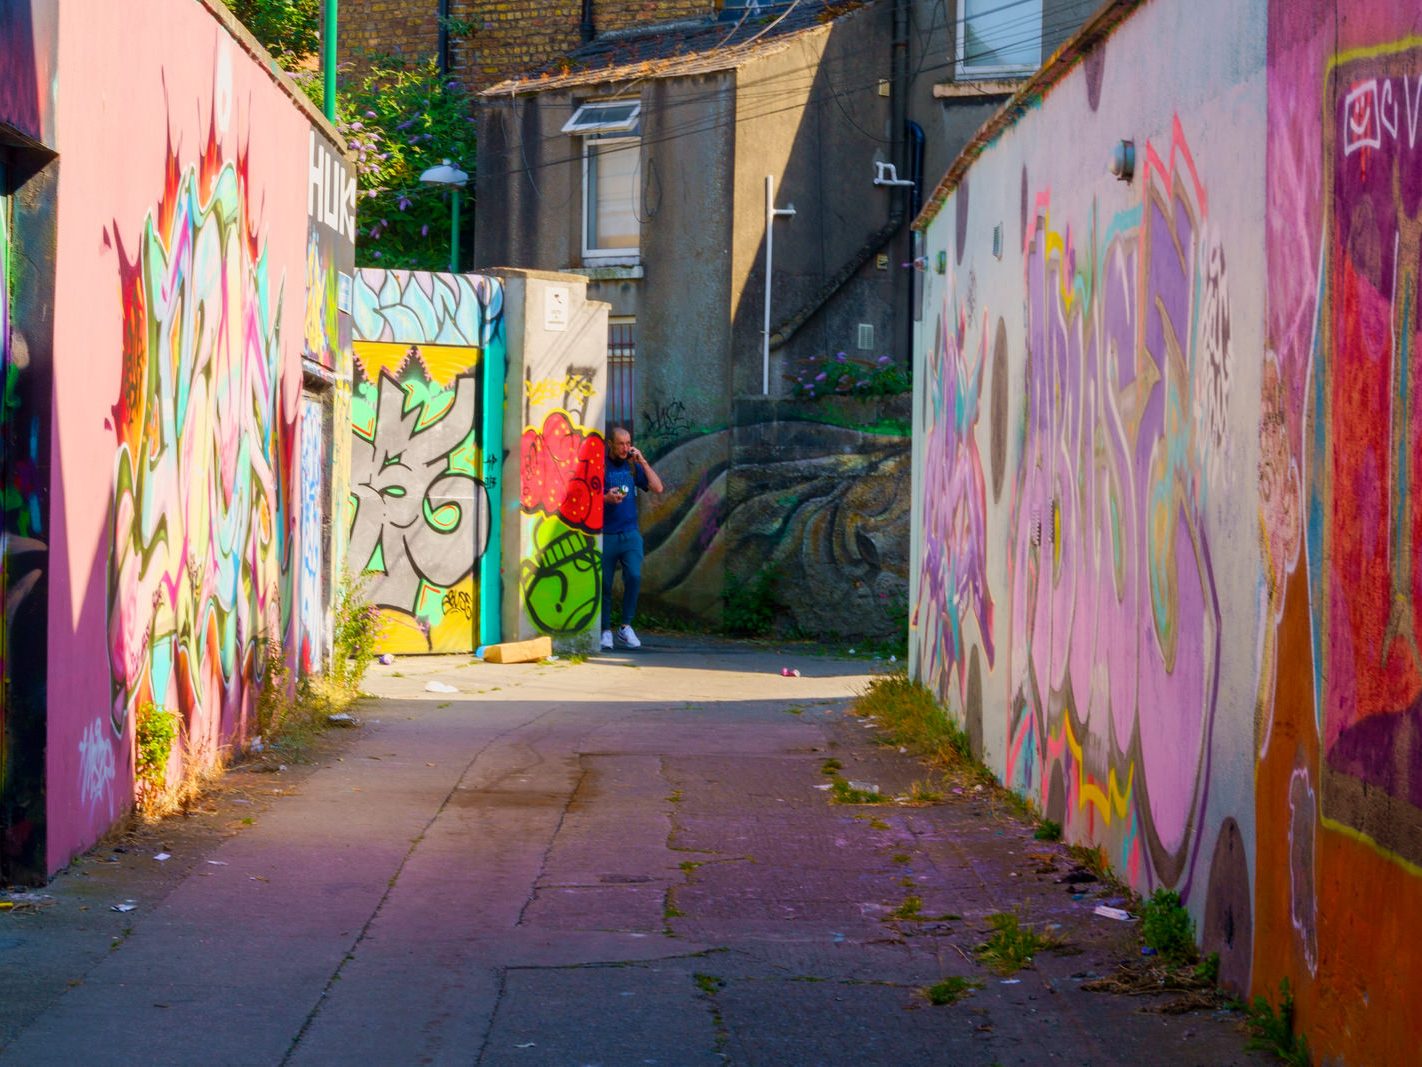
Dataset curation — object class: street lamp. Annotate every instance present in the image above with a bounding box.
[419,158,469,273]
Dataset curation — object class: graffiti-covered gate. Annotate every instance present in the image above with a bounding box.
[351,270,505,654]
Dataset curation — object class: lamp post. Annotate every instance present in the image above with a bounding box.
[419,159,469,273]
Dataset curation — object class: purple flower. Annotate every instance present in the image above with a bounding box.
[421,224,429,236]
[398,197,412,211]
[396,118,416,131]
[877,355,892,364]
[373,251,383,259]
[365,110,377,119]
[815,371,827,382]
[836,351,847,362]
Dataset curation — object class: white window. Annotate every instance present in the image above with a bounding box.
[956,0,1042,78]
[566,101,642,261]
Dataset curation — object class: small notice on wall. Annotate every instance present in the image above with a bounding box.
[544,286,569,331]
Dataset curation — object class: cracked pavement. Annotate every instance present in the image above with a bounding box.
[0,638,1261,1065]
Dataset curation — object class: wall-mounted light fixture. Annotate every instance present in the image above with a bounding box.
[1110,139,1135,183]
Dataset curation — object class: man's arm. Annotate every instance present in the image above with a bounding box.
[630,447,664,494]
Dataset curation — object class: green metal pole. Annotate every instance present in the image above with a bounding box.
[450,187,461,273]
[322,0,338,121]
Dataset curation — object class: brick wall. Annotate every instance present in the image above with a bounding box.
[340,0,719,89]
[339,0,441,73]
[451,0,717,89]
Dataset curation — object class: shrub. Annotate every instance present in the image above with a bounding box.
[1141,889,1197,964]
[789,352,911,399]
[330,573,383,695]
[134,703,178,809]
[722,565,780,636]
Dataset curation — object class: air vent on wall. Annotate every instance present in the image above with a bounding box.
[857,323,874,351]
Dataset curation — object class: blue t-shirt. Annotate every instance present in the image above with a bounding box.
[604,455,649,534]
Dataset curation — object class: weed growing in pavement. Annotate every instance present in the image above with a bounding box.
[974,913,1062,975]
[1245,979,1311,1065]
[829,775,888,805]
[134,703,179,811]
[1034,819,1063,842]
[851,671,977,774]
[821,758,844,774]
[892,852,911,864]
[667,789,684,804]
[1141,889,1197,964]
[329,573,383,695]
[722,564,781,636]
[889,895,924,920]
[867,817,890,830]
[679,860,703,873]
[693,973,726,995]
[923,976,981,1006]
[1067,842,1112,881]
[901,779,946,804]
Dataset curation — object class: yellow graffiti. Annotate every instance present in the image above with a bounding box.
[525,372,595,409]
[355,340,482,388]
[1056,715,1135,823]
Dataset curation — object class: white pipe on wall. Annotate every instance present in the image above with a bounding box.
[763,173,796,395]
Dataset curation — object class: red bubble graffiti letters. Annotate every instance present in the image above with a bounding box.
[519,411,605,532]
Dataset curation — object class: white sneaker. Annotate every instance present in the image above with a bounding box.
[616,625,641,649]
[600,629,614,650]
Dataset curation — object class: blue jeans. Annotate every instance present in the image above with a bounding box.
[601,528,644,629]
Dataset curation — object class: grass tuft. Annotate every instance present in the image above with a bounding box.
[974,912,1063,975]
[1245,979,1311,1066]
[851,671,983,777]
[923,976,981,1005]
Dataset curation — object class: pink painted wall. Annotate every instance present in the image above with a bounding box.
[43,1,346,871]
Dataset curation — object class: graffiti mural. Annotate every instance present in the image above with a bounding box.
[351,269,504,653]
[298,397,326,672]
[638,413,912,638]
[518,346,605,638]
[999,121,1227,894]
[520,411,604,533]
[914,294,993,712]
[1309,45,1422,866]
[520,516,600,635]
[109,113,293,771]
[1256,12,1422,1059]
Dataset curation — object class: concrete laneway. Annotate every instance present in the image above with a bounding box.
[0,639,1259,1065]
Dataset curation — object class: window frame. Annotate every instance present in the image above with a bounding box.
[955,0,1044,79]
[579,130,642,263]
[562,100,642,136]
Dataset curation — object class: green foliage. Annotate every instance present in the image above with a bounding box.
[789,352,911,399]
[330,573,383,694]
[315,57,475,270]
[853,670,974,769]
[134,703,178,805]
[222,0,321,61]
[888,895,923,920]
[923,976,980,1006]
[1141,889,1198,964]
[722,565,780,636]
[1245,979,1312,1066]
[1033,819,1063,842]
[828,775,887,805]
[974,912,1061,975]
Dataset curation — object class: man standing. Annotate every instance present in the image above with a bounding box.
[601,425,664,650]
